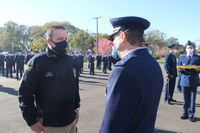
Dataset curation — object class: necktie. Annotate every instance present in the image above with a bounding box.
[187,55,191,65]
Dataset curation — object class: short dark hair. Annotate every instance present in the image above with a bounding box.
[121,29,143,46]
[46,26,66,40]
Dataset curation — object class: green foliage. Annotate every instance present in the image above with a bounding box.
[0,20,185,55]
[153,54,161,60]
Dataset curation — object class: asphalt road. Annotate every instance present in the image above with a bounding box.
[0,63,199,133]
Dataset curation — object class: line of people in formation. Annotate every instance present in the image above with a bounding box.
[164,40,200,122]
[0,52,34,80]
[87,53,117,75]
[0,50,116,80]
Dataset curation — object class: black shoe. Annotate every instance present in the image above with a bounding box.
[169,99,177,102]
[177,89,182,92]
[181,115,189,120]
[164,100,173,105]
[189,117,195,122]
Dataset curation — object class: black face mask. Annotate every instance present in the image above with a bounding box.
[50,40,68,57]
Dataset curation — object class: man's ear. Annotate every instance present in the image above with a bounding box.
[120,32,127,44]
[46,39,55,48]
[46,39,51,46]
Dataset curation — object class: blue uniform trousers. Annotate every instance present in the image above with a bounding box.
[164,77,176,101]
[182,86,197,118]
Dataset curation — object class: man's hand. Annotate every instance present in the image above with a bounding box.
[30,121,45,133]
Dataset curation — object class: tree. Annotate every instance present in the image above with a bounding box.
[144,29,167,55]
[93,38,111,55]
[166,37,179,46]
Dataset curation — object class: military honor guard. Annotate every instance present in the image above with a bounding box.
[178,41,200,122]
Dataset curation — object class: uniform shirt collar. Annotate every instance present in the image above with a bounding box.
[187,53,193,57]
[122,47,146,59]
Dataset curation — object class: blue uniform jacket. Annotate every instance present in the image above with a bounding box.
[99,48,163,133]
[178,54,200,87]
[164,52,177,76]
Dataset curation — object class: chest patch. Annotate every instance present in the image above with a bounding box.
[45,72,53,77]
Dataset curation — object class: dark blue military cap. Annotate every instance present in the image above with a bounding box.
[107,16,150,41]
[186,40,195,47]
[168,44,176,49]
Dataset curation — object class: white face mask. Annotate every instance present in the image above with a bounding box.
[173,49,177,53]
[186,49,194,55]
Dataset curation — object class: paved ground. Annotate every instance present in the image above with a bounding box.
[0,63,200,133]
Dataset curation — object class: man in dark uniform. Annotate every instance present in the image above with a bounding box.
[89,53,95,75]
[178,41,200,122]
[99,16,163,133]
[10,54,16,73]
[72,53,80,77]
[164,44,177,104]
[0,53,5,76]
[18,26,80,133]
[107,54,112,71]
[102,53,108,74]
[14,53,25,80]
[80,53,84,72]
[4,53,13,78]
[96,53,102,70]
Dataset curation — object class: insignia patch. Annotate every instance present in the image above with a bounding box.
[27,66,32,71]
[45,72,53,77]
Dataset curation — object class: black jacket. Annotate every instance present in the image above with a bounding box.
[18,48,80,127]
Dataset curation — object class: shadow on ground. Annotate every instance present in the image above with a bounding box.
[155,128,182,133]
[0,84,18,96]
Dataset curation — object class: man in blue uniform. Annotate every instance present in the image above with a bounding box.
[99,16,163,133]
[14,53,25,80]
[89,53,95,75]
[96,53,102,70]
[102,53,108,74]
[178,41,200,122]
[4,53,13,78]
[164,44,177,104]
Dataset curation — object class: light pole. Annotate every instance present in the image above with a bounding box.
[92,16,101,54]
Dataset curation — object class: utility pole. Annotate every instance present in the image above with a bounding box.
[92,16,101,54]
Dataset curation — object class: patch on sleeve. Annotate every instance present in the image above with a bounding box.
[27,66,32,71]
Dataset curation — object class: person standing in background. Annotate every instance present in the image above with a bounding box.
[164,44,177,104]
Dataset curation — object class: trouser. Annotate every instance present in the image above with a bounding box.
[177,73,181,91]
[182,86,197,118]
[164,76,176,101]
[42,120,76,133]
[0,65,4,76]
[16,67,23,79]
[6,66,13,78]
